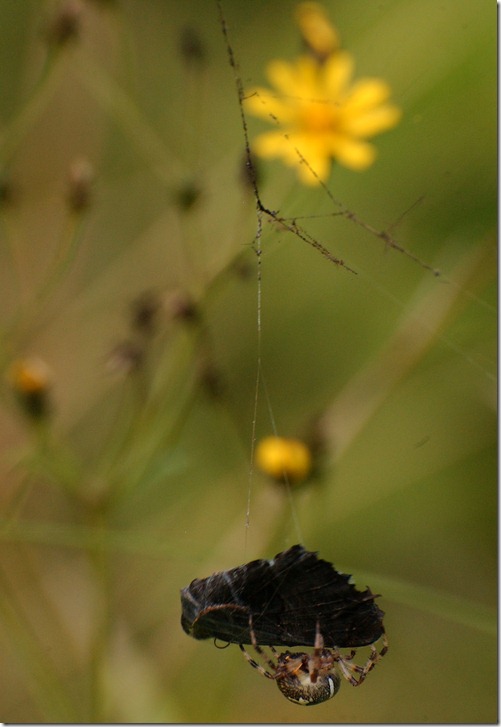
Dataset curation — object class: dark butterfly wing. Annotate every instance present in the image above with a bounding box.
[180,544,385,648]
[181,575,252,643]
[180,555,284,643]
[244,545,384,647]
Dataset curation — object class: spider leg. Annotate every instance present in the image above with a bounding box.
[238,613,278,680]
[309,620,327,684]
[342,649,357,661]
[239,644,275,680]
[335,634,388,687]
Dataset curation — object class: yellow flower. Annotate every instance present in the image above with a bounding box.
[8,357,52,419]
[255,436,312,483]
[9,357,52,394]
[245,51,401,185]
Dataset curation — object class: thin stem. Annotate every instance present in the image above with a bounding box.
[87,514,112,722]
[0,563,78,721]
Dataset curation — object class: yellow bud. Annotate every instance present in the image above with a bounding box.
[9,357,51,394]
[8,357,52,419]
[295,2,339,59]
[255,436,312,483]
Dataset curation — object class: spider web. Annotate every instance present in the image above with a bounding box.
[0,2,495,722]
[215,0,496,553]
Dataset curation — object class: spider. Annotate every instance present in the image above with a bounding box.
[239,619,388,707]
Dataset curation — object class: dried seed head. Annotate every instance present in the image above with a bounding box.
[106,341,144,375]
[179,26,206,67]
[47,0,84,46]
[130,291,162,336]
[198,359,225,398]
[163,290,198,323]
[174,181,202,212]
[67,158,94,212]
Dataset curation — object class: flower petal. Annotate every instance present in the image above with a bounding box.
[323,51,354,99]
[251,131,292,159]
[266,59,305,96]
[296,150,331,184]
[343,79,393,113]
[244,87,295,122]
[282,134,331,182]
[267,56,321,98]
[331,137,376,169]
[253,130,330,184]
[342,104,402,137]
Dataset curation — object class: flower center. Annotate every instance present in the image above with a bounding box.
[301,101,339,134]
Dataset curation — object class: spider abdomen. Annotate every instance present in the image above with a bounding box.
[276,651,341,706]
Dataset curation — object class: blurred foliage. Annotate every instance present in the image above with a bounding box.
[0,0,496,723]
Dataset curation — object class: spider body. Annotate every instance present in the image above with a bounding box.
[239,620,387,706]
[272,649,341,706]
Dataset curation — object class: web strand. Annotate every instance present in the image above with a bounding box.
[218,1,306,547]
[217,0,355,274]
[216,0,495,551]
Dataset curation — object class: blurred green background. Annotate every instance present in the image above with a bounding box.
[0,0,496,722]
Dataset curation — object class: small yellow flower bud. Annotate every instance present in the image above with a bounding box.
[255,436,312,483]
[9,357,51,394]
[8,357,52,419]
[295,2,340,60]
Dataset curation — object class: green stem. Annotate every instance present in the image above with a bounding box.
[84,504,113,722]
[0,564,78,721]
[348,567,496,636]
[0,49,64,165]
